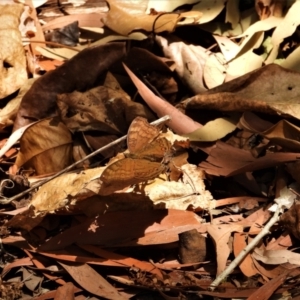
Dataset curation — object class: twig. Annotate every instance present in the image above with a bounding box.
[0,115,171,205]
[208,204,282,291]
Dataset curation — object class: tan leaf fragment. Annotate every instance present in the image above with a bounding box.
[146,164,215,211]
[103,0,202,36]
[253,248,300,266]
[30,167,104,214]
[156,35,209,94]
[0,4,27,99]
[0,78,35,132]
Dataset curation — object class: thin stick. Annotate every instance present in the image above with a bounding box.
[0,115,171,205]
[208,204,282,291]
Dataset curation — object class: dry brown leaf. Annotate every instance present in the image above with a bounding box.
[247,271,289,300]
[79,245,163,279]
[59,261,126,300]
[57,72,142,134]
[0,4,27,99]
[266,233,292,250]
[236,206,272,228]
[123,63,202,134]
[192,0,226,24]
[53,282,75,300]
[13,42,126,131]
[262,120,300,152]
[233,232,258,277]
[24,0,45,56]
[207,223,243,275]
[38,209,203,250]
[255,0,285,20]
[15,117,73,175]
[145,163,215,211]
[180,64,300,120]
[214,196,266,208]
[251,256,288,280]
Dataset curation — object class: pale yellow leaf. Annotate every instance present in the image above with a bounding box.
[204,53,227,88]
[226,51,263,81]
[183,118,237,141]
[227,16,279,61]
[280,46,300,73]
[266,1,300,64]
[146,0,199,13]
[226,0,240,29]
[193,0,226,24]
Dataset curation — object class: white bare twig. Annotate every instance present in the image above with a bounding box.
[209,204,282,291]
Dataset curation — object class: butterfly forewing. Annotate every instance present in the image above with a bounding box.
[127,117,160,153]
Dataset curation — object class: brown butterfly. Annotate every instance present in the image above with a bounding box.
[99,117,171,195]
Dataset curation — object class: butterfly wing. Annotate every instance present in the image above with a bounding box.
[130,138,171,162]
[99,158,164,195]
[127,117,159,153]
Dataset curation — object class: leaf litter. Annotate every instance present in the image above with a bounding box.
[1,0,300,299]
